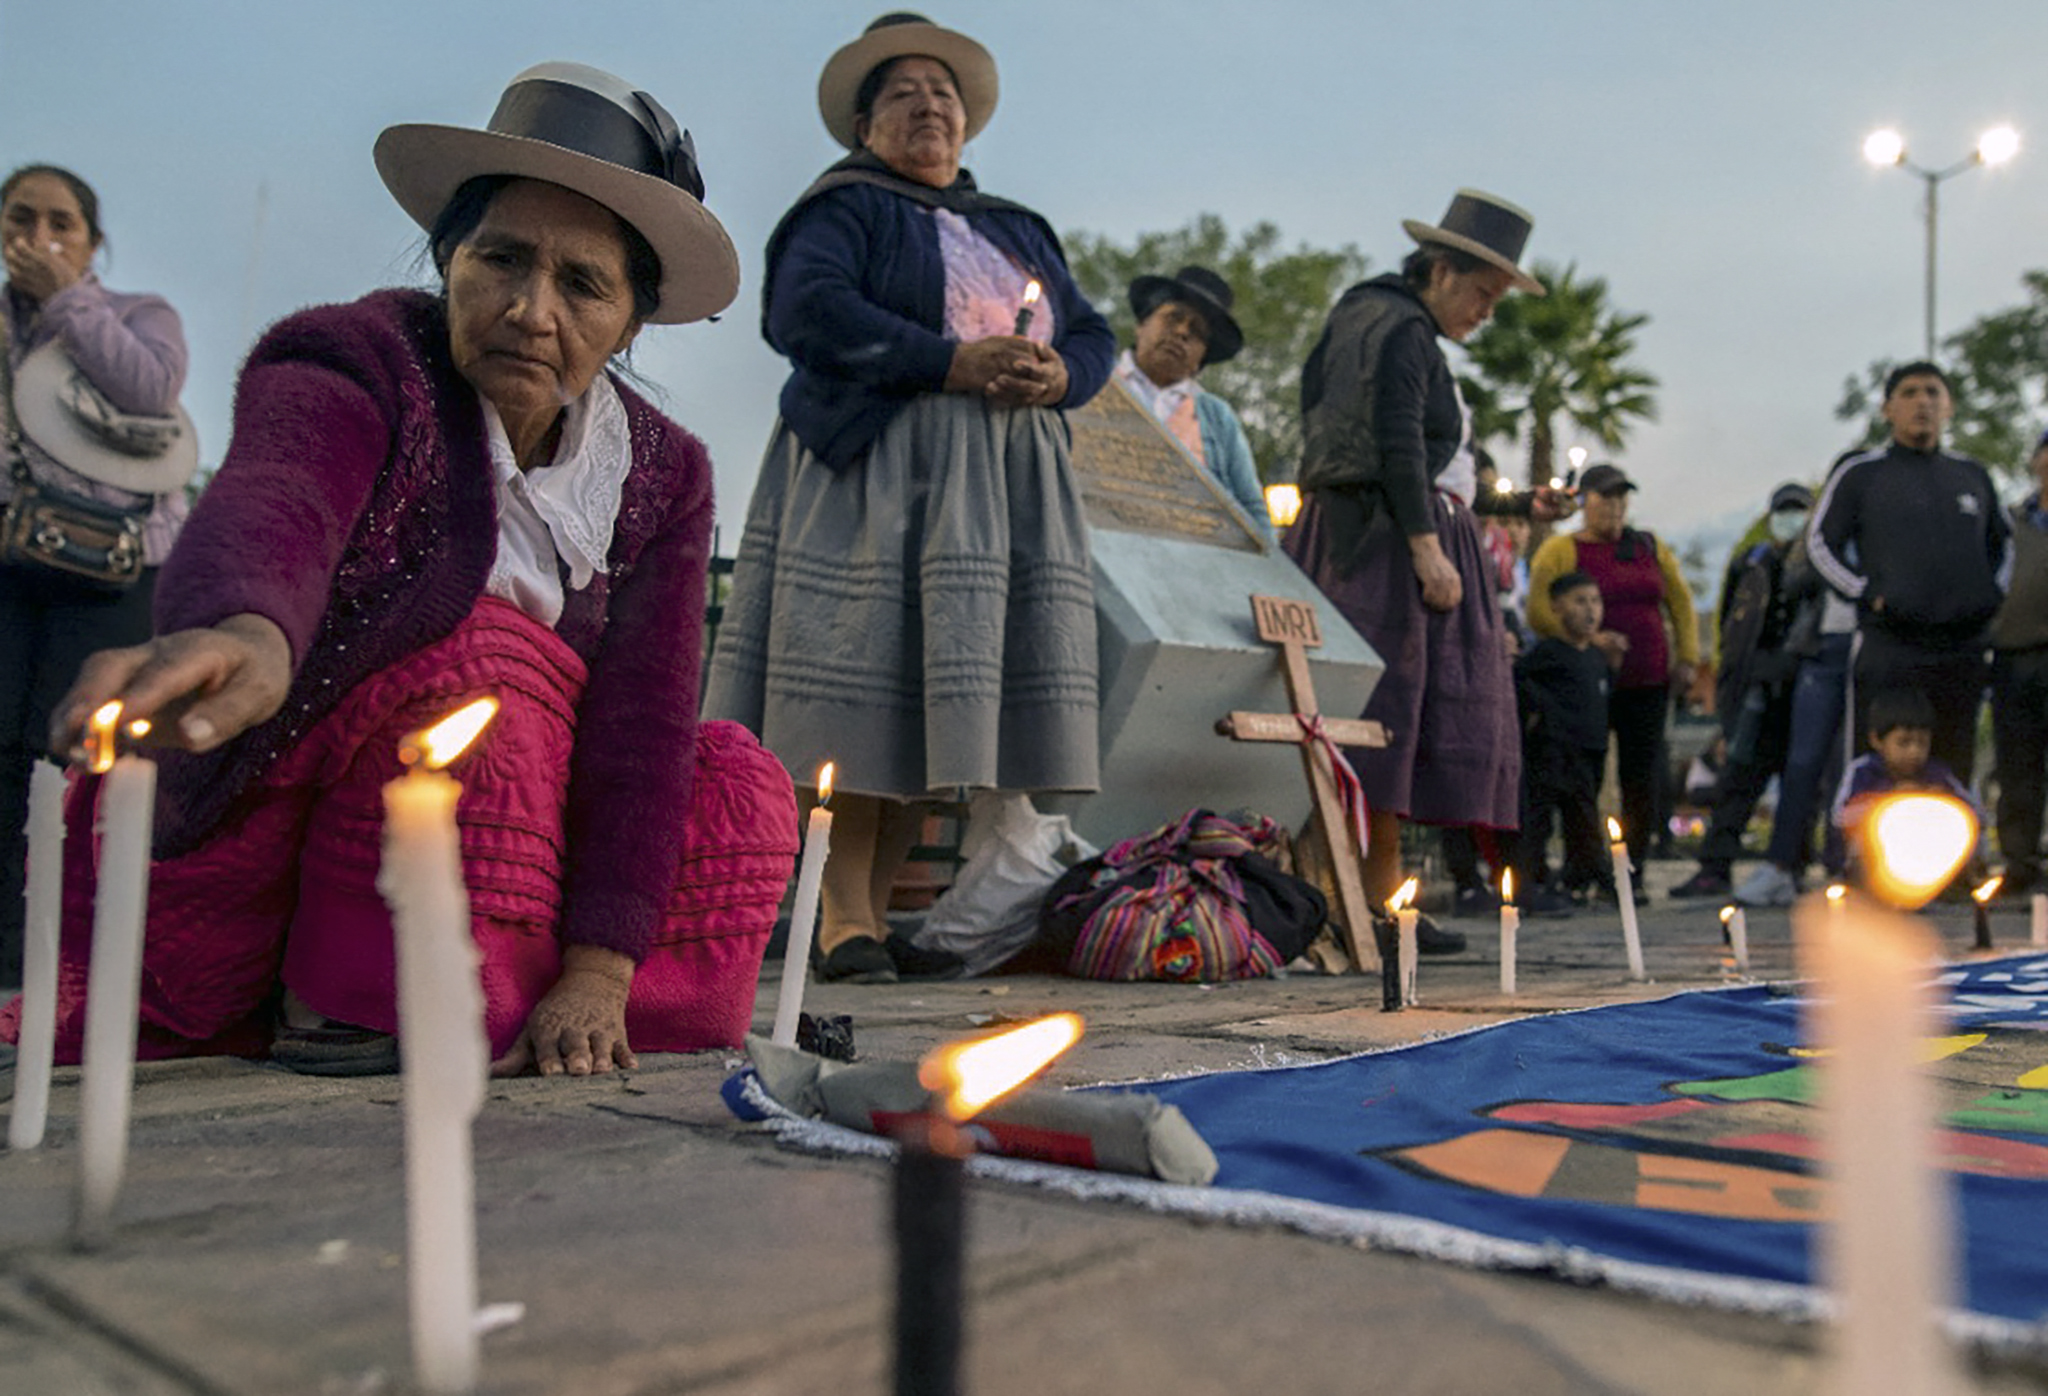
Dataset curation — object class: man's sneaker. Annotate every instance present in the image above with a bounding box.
[1451,883,1501,918]
[1733,863,1799,908]
[1669,867,1732,899]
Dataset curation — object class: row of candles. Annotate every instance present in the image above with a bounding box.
[3,707,2017,1392]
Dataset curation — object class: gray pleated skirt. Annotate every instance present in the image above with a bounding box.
[704,393,1100,799]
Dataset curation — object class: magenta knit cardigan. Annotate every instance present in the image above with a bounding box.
[151,289,715,962]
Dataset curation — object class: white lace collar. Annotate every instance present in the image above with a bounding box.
[479,373,631,590]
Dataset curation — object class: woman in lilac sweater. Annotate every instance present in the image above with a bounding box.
[27,65,796,1077]
[0,165,190,985]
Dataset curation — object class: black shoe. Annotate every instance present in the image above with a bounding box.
[884,937,967,981]
[270,1018,400,1077]
[1668,868,1732,899]
[818,937,898,984]
[1414,911,1467,956]
[1518,886,1576,919]
[1451,883,1501,918]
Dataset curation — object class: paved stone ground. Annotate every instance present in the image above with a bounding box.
[3,863,2046,1395]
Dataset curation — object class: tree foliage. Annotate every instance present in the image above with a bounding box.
[1457,261,1660,487]
[1836,268,2048,478]
[1062,215,1366,481]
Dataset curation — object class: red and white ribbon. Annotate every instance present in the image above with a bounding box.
[1296,712,1371,860]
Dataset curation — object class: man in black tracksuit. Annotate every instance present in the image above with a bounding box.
[1808,361,2012,786]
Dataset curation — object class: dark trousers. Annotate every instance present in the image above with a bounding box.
[1696,684,1795,876]
[1608,685,1669,870]
[1519,741,1604,890]
[1765,632,1851,873]
[1992,646,2048,885]
[0,564,157,982]
[1851,628,1989,786]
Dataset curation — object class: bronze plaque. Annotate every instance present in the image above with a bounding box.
[1066,379,1264,553]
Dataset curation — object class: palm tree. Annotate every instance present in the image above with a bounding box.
[1458,261,1660,486]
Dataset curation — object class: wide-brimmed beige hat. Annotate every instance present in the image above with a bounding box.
[14,341,199,494]
[817,13,998,151]
[1401,189,1545,297]
[373,62,739,325]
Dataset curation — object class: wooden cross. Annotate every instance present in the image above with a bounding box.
[1215,594,1388,972]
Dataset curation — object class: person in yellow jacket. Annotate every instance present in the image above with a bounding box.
[1525,464,1699,891]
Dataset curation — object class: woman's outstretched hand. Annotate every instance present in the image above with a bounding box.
[491,945,638,1078]
[49,614,293,760]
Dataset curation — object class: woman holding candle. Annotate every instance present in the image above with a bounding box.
[0,165,193,986]
[706,13,1115,983]
[10,64,796,1075]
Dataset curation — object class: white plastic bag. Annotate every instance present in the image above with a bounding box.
[912,792,1098,976]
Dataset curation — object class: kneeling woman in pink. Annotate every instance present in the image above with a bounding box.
[12,64,797,1077]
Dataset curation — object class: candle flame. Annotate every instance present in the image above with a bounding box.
[1263,483,1303,528]
[1606,816,1624,843]
[399,696,499,771]
[920,1012,1082,1123]
[1021,280,1041,307]
[1501,868,1514,904]
[126,718,151,739]
[1974,874,2004,905]
[817,761,835,804]
[1826,883,1848,906]
[1862,792,1978,909]
[88,701,123,774]
[1720,904,1736,924]
[1386,876,1420,914]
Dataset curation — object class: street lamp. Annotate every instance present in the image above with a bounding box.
[1862,125,2021,359]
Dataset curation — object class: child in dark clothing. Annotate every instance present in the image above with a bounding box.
[1833,687,1979,880]
[1515,571,1611,915]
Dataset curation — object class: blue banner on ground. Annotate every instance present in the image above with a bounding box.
[1143,955,2048,1328]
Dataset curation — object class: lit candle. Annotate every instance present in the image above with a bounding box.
[9,760,66,1152]
[1972,875,2001,952]
[1799,796,1974,1396]
[1608,817,1644,981]
[1012,279,1041,336]
[1720,904,1750,975]
[380,696,497,1396]
[1262,483,1302,529]
[771,762,835,1048]
[2033,892,2047,948]
[73,705,155,1244]
[898,1014,1084,1396]
[1388,876,1421,1008]
[1498,869,1518,996]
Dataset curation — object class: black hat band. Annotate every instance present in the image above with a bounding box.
[490,79,705,199]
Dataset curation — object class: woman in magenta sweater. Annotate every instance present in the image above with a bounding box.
[19,64,796,1077]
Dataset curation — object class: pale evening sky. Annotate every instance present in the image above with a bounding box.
[6,0,2045,555]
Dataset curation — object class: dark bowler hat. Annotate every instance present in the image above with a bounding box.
[1770,482,1814,511]
[1579,463,1636,496]
[1402,189,1545,296]
[1128,265,1245,365]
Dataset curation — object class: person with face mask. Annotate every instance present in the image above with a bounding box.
[1670,481,1816,899]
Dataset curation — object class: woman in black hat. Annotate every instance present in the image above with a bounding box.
[1285,190,1565,952]
[706,14,1116,984]
[21,64,796,1078]
[1111,265,1272,540]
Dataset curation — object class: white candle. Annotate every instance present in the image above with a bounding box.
[1608,818,1645,981]
[1386,877,1421,1009]
[2032,893,2046,949]
[380,698,496,1395]
[9,760,66,1152]
[74,719,155,1242]
[1795,888,1959,1396]
[771,762,836,1048]
[1722,904,1750,975]
[1498,870,1518,997]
